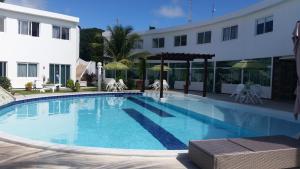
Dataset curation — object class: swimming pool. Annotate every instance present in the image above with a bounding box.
[0,93,299,151]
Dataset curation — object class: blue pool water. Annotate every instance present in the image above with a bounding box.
[0,93,299,150]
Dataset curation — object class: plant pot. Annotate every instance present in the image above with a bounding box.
[25,87,32,91]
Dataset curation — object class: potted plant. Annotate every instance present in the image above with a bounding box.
[25,82,33,91]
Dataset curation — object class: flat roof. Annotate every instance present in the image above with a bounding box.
[0,2,79,23]
[139,0,286,35]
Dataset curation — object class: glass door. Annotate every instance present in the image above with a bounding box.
[49,64,71,87]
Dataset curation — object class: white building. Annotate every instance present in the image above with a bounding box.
[134,0,300,99]
[0,3,80,88]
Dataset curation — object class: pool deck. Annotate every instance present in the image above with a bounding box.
[0,90,295,168]
[0,139,196,169]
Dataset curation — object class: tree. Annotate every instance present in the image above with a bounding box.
[80,28,104,63]
[105,25,140,62]
[0,0,5,2]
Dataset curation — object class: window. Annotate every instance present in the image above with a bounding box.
[133,40,143,49]
[0,62,6,77]
[52,25,70,40]
[18,20,39,37]
[152,38,164,48]
[17,63,37,77]
[256,16,273,35]
[0,17,4,32]
[222,25,238,41]
[197,31,211,44]
[174,35,187,46]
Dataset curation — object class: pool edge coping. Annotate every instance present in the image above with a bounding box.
[0,92,186,157]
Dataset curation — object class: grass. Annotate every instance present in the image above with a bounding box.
[13,87,98,95]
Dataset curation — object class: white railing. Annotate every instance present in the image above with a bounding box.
[0,86,15,106]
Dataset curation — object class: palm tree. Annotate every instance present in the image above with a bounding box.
[105,25,140,62]
[104,25,148,84]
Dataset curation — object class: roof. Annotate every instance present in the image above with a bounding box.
[147,53,215,61]
[138,0,287,35]
[0,2,79,23]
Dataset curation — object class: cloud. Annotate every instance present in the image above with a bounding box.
[157,5,184,18]
[156,0,185,18]
[5,0,47,9]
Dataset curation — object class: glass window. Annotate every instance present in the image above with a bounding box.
[256,16,273,35]
[28,64,37,77]
[0,62,6,77]
[174,36,181,46]
[0,17,4,32]
[19,20,29,35]
[61,27,70,40]
[18,20,39,37]
[159,38,165,48]
[223,25,238,41]
[174,35,187,46]
[152,38,158,48]
[133,40,143,49]
[18,63,37,77]
[152,38,164,48]
[265,16,273,33]
[198,31,211,44]
[17,63,28,77]
[52,26,61,39]
[31,22,39,37]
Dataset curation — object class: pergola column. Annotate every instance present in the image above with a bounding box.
[160,55,164,99]
[184,60,190,94]
[140,58,146,92]
[203,58,208,97]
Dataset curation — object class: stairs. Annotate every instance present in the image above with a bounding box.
[0,86,15,106]
[76,59,91,81]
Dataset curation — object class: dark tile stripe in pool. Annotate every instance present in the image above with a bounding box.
[123,108,187,150]
[127,97,174,117]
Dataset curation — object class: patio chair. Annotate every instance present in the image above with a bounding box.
[250,84,263,104]
[189,135,300,169]
[163,80,169,91]
[231,84,245,102]
[106,79,117,92]
[149,80,160,91]
[117,79,127,91]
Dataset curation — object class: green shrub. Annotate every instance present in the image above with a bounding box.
[0,77,11,90]
[75,81,80,92]
[66,79,75,89]
[25,82,33,91]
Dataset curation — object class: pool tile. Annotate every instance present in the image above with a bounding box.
[127,97,174,117]
[123,108,187,150]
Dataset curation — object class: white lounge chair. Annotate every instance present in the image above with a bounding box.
[163,80,169,91]
[42,84,61,93]
[250,84,263,104]
[106,79,117,92]
[149,80,160,91]
[117,79,127,91]
[231,84,245,102]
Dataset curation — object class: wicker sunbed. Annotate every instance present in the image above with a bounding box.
[189,135,300,169]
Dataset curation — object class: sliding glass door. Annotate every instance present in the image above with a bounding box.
[49,64,71,87]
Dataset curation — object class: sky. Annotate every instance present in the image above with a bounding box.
[5,0,262,31]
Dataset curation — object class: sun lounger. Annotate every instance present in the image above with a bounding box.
[189,135,300,169]
[42,84,61,93]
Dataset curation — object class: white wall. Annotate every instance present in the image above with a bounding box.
[0,6,79,88]
[136,0,300,62]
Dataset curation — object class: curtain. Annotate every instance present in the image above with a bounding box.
[28,64,37,77]
[18,64,27,77]
[19,21,29,35]
[52,26,60,39]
